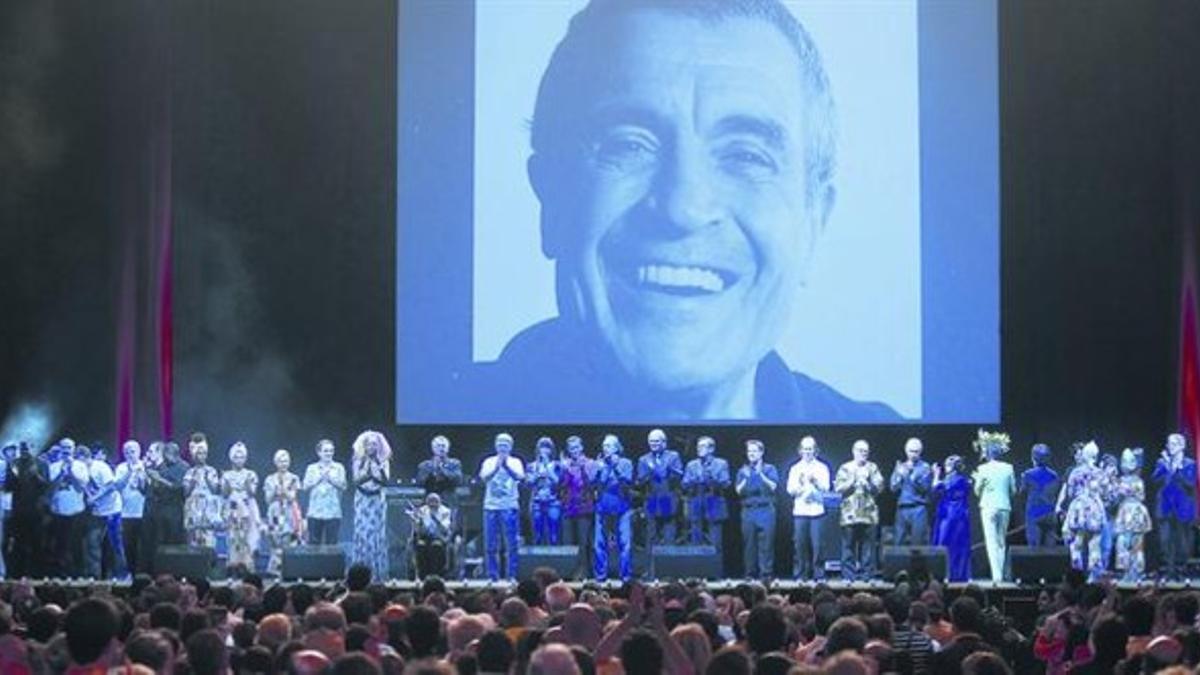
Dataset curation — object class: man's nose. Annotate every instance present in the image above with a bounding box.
[648,148,724,233]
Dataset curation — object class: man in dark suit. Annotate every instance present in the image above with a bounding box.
[681,436,731,550]
[1020,443,1060,546]
[637,429,684,547]
[1152,433,1197,581]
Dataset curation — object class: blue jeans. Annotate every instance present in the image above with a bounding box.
[594,511,632,580]
[484,509,520,579]
[85,514,127,579]
[531,500,561,545]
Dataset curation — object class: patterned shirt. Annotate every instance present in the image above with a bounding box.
[302,461,347,519]
[527,459,563,503]
[834,461,884,525]
[481,455,524,511]
[560,457,595,518]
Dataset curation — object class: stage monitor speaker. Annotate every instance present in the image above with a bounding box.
[1009,546,1071,583]
[282,546,346,580]
[518,545,580,580]
[882,546,949,581]
[155,545,215,581]
[649,545,721,579]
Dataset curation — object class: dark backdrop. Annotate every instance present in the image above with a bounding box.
[1,1,1198,574]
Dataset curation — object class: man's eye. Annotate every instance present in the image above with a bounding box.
[590,133,659,172]
[719,144,778,178]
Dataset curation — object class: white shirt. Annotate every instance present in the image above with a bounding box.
[114,461,147,518]
[48,459,90,516]
[89,459,123,517]
[786,458,830,517]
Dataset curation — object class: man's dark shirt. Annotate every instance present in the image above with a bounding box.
[149,460,186,508]
[457,318,902,423]
[1021,465,1060,520]
[415,458,464,508]
[930,633,997,675]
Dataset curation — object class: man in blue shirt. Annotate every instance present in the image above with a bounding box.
[637,429,683,546]
[737,440,779,579]
[682,436,732,550]
[592,434,634,580]
[889,437,932,546]
[1152,433,1197,581]
[1021,443,1060,546]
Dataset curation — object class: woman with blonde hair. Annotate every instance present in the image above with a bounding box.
[264,449,305,576]
[222,442,262,573]
[352,430,392,581]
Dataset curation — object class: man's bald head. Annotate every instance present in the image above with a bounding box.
[562,604,602,650]
[288,649,331,675]
[545,583,576,614]
[530,643,582,675]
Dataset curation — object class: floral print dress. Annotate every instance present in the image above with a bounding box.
[222,468,262,572]
[183,465,222,547]
[264,471,304,575]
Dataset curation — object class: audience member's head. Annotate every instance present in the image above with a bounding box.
[500,597,532,629]
[477,629,516,674]
[64,598,119,666]
[619,629,664,675]
[125,629,175,673]
[186,628,228,675]
[745,604,788,656]
[949,596,983,634]
[825,617,869,656]
[545,583,576,614]
[562,605,602,651]
[529,643,581,675]
[705,646,751,675]
[962,651,1013,675]
[406,605,442,659]
[346,564,373,592]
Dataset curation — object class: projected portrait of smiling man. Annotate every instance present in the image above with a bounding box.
[472,0,900,422]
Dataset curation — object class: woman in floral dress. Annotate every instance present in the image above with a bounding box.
[264,449,305,576]
[1057,441,1112,581]
[352,430,391,582]
[932,455,972,582]
[182,435,222,548]
[222,442,262,574]
[1113,447,1152,582]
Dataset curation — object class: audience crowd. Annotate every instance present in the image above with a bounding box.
[0,565,1196,675]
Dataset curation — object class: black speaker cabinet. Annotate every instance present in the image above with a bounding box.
[518,545,580,580]
[282,546,347,580]
[881,546,949,581]
[155,545,215,581]
[1009,545,1071,583]
[647,545,721,579]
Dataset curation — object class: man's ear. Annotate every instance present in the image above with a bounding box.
[529,153,561,259]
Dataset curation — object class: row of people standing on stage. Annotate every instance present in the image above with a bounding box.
[0,432,365,580]
[469,428,1196,584]
[1057,433,1195,583]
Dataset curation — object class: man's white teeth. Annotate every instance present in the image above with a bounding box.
[636,264,725,293]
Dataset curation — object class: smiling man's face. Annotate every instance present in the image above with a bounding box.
[534,10,828,397]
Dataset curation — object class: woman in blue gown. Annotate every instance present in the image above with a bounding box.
[932,455,973,581]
